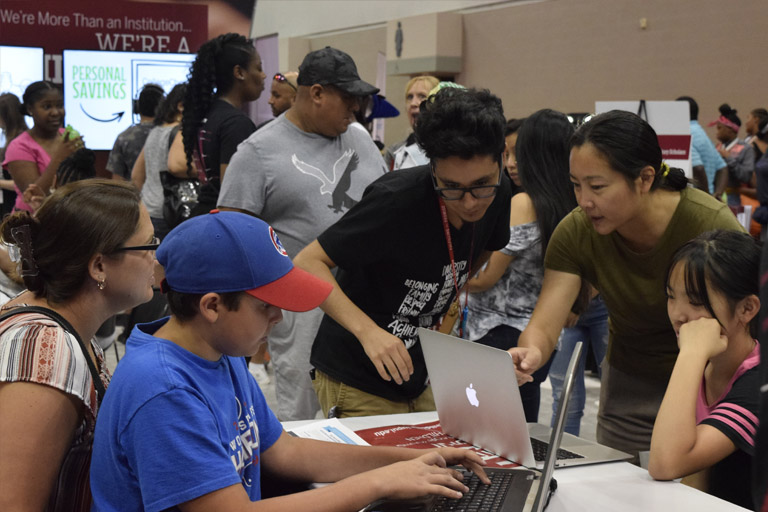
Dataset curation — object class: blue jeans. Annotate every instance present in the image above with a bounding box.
[474,324,554,423]
[549,296,609,436]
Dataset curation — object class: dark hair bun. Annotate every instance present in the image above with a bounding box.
[663,166,689,190]
[718,103,737,117]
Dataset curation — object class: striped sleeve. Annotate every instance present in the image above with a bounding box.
[700,367,760,455]
[0,312,98,419]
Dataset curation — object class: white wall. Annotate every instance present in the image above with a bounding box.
[253,0,768,149]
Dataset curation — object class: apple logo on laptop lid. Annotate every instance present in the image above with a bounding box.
[466,383,480,407]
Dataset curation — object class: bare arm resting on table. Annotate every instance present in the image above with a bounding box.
[508,268,582,385]
[179,432,490,512]
[648,318,737,480]
[293,240,414,385]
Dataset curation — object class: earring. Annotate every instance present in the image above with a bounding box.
[97,278,106,291]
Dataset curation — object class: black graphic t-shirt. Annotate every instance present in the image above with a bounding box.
[191,100,257,216]
[200,99,256,185]
[311,166,512,400]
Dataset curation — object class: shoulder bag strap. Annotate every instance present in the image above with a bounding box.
[167,124,181,151]
[0,305,106,405]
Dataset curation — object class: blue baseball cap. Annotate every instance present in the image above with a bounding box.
[157,211,332,312]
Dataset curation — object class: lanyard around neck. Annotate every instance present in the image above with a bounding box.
[438,197,474,337]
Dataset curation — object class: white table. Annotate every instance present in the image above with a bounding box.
[283,411,749,512]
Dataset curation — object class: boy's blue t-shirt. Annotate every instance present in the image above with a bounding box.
[91,318,283,512]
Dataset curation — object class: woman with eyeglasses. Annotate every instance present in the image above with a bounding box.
[0,179,155,511]
[466,109,585,423]
[169,33,265,217]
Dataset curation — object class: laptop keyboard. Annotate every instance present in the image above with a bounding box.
[431,469,531,511]
[531,437,584,462]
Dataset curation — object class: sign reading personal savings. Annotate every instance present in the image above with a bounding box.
[62,49,195,150]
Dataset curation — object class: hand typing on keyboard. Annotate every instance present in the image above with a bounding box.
[373,452,472,500]
[431,469,522,511]
[434,447,491,486]
[370,447,490,502]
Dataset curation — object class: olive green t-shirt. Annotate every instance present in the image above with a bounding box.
[545,187,744,380]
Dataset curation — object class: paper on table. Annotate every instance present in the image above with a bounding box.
[287,418,370,446]
[356,420,520,468]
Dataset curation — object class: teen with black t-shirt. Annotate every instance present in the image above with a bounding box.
[295,87,512,417]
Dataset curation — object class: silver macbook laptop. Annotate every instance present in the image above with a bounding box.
[418,328,631,469]
[364,340,586,512]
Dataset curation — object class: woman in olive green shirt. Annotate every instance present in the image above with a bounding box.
[510,110,744,459]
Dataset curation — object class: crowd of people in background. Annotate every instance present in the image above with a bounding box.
[0,31,766,512]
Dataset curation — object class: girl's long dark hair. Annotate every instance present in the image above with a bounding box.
[517,109,592,313]
[515,109,575,260]
[181,33,254,171]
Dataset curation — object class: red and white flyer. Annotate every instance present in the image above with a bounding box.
[355,420,521,469]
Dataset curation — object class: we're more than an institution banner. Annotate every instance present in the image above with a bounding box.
[0,0,208,83]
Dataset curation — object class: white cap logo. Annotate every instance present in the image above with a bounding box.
[269,226,288,256]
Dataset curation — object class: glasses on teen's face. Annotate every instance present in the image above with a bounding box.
[273,73,297,91]
[431,160,503,201]
[115,235,160,252]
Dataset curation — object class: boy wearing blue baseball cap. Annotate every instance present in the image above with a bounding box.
[90,210,487,511]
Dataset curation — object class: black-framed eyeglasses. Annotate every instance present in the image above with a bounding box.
[431,160,503,201]
[115,235,160,252]
[274,73,297,91]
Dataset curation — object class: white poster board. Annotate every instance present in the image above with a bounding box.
[595,101,692,179]
[62,49,195,150]
[0,45,44,145]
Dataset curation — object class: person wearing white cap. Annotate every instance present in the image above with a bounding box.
[90,210,490,511]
